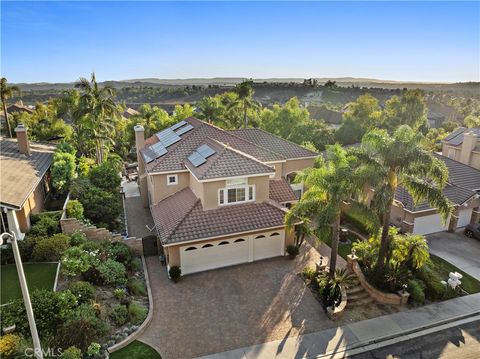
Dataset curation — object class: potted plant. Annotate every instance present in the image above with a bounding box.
[169,266,181,282]
[286,244,299,259]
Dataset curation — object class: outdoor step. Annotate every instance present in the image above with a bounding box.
[347,291,371,302]
[346,285,365,295]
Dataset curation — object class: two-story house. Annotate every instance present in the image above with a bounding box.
[442,127,480,170]
[134,117,317,275]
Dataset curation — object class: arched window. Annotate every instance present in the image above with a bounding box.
[255,235,266,239]
[185,247,197,251]
[234,238,245,243]
[202,244,214,248]
[270,232,280,237]
[218,241,229,245]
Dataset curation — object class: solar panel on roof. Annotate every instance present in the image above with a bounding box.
[188,151,207,167]
[142,149,156,163]
[156,128,181,148]
[197,144,216,158]
[150,142,167,157]
[170,120,187,131]
[175,124,194,136]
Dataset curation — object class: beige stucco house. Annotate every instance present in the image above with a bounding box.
[0,125,55,239]
[134,117,317,275]
[391,153,480,235]
[442,127,480,170]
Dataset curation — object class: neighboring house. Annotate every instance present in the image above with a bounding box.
[307,105,342,129]
[0,102,34,133]
[134,117,318,275]
[442,127,480,170]
[427,101,462,128]
[391,153,480,235]
[122,107,140,119]
[0,124,56,239]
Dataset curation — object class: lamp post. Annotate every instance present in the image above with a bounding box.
[1,232,43,359]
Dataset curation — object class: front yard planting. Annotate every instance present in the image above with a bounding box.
[0,262,58,305]
[110,340,160,359]
[430,254,480,294]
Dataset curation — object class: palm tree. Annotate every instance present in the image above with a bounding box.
[286,144,377,278]
[351,125,452,277]
[228,80,260,128]
[74,73,120,164]
[196,96,223,125]
[1,77,21,137]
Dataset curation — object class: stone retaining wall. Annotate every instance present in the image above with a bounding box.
[347,255,409,305]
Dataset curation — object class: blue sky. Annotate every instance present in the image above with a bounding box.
[1,1,479,83]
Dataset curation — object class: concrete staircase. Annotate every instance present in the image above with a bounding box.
[346,274,373,307]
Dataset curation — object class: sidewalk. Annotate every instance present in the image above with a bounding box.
[197,293,480,359]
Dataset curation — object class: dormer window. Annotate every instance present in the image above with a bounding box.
[167,174,178,186]
[219,178,255,205]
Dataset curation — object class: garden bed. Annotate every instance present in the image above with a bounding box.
[0,262,58,305]
[110,340,160,359]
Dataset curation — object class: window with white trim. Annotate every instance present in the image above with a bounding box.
[219,178,255,205]
[167,174,178,186]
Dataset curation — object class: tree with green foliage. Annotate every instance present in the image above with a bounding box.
[172,103,194,123]
[351,126,452,278]
[51,150,77,193]
[196,96,223,124]
[0,77,20,138]
[286,145,377,278]
[88,161,121,193]
[228,80,261,128]
[464,114,480,128]
[383,90,428,133]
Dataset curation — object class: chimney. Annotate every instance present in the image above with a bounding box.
[459,131,478,165]
[134,125,145,174]
[14,124,31,156]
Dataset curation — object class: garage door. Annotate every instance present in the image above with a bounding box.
[253,231,285,261]
[180,237,249,275]
[413,214,450,235]
[457,208,473,228]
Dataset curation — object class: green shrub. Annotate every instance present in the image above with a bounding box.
[114,288,127,300]
[80,239,107,253]
[127,278,147,296]
[286,244,299,257]
[62,246,96,277]
[30,212,61,237]
[108,241,132,265]
[61,346,82,359]
[408,279,425,304]
[128,302,147,324]
[52,151,77,193]
[70,232,87,247]
[69,281,95,304]
[110,305,128,326]
[130,257,142,271]
[32,233,70,262]
[302,267,317,280]
[66,200,84,220]
[416,265,445,301]
[169,266,181,282]
[95,259,127,286]
[0,235,42,264]
[79,185,122,230]
[89,162,121,193]
[0,333,21,358]
[86,343,101,357]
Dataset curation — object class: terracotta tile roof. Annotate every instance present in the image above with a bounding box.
[186,139,275,181]
[151,188,287,245]
[269,178,297,203]
[228,128,318,159]
[394,153,480,212]
[1,138,56,209]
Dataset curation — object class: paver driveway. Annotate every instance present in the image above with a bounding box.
[139,243,333,359]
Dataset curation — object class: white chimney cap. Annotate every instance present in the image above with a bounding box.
[134,125,145,132]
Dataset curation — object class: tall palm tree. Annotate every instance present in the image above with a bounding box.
[286,144,377,278]
[351,125,452,277]
[74,73,120,164]
[196,96,223,125]
[228,80,260,128]
[1,77,21,138]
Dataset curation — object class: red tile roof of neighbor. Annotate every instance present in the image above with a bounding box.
[142,117,318,174]
[151,188,288,245]
[269,178,298,203]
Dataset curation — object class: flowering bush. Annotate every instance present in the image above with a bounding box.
[61,346,82,359]
[0,334,21,358]
[87,342,101,357]
[62,247,98,277]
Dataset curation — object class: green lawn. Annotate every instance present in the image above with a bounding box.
[0,262,58,305]
[430,254,480,294]
[110,341,161,359]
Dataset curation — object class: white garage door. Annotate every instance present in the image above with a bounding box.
[180,237,249,275]
[253,231,285,261]
[457,208,473,228]
[413,214,450,235]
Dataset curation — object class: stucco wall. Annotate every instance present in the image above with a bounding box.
[282,158,316,177]
[248,175,270,203]
[17,183,46,232]
[268,162,284,180]
[471,152,480,170]
[149,172,190,204]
